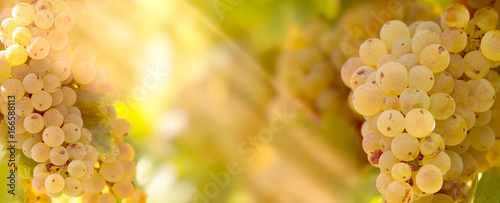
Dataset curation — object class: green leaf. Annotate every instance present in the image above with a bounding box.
[464,172,478,203]
[73,88,118,156]
[17,153,38,180]
[473,167,500,203]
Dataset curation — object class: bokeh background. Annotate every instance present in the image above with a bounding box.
[1,0,454,202]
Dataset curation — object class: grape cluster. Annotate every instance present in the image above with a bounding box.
[0,1,145,202]
[343,2,500,202]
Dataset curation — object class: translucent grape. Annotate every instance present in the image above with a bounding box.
[42,126,64,147]
[486,140,500,167]
[468,126,495,151]
[51,61,71,81]
[376,173,393,194]
[63,123,81,143]
[359,38,387,66]
[416,165,443,194]
[0,78,24,102]
[474,7,499,32]
[101,160,124,182]
[15,96,33,117]
[66,142,86,160]
[32,172,49,193]
[85,172,106,194]
[79,127,93,145]
[1,18,20,36]
[405,108,435,138]
[380,20,410,49]
[43,108,63,127]
[31,142,50,162]
[391,37,412,58]
[432,193,454,203]
[412,30,441,56]
[399,88,430,115]
[377,110,405,137]
[83,145,98,164]
[464,51,489,79]
[481,30,500,61]
[11,3,36,26]
[435,113,467,146]
[22,138,39,158]
[63,177,82,197]
[391,162,412,182]
[392,133,420,161]
[12,26,31,46]
[61,86,77,107]
[24,113,44,133]
[420,133,445,157]
[445,4,470,28]
[445,53,465,79]
[6,44,28,66]
[377,54,398,69]
[68,160,87,178]
[475,110,492,126]
[31,90,52,111]
[47,30,69,51]
[420,44,450,73]
[455,104,476,130]
[441,27,467,53]
[97,193,116,203]
[45,174,64,193]
[11,64,29,80]
[26,36,50,60]
[23,73,44,94]
[461,152,478,178]
[379,136,393,152]
[29,57,51,76]
[375,62,408,95]
[450,80,469,104]
[422,151,451,174]
[122,160,136,180]
[379,151,399,174]
[415,21,443,35]
[428,71,454,95]
[351,66,376,90]
[428,93,455,120]
[352,83,385,116]
[448,136,470,154]
[49,146,68,165]
[467,79,495,113]
[408,66,434,92]
[54,12,75,32]
[385,181,414,203]
[382,95,401,111]
[397,53,419,71]
[34,10,54,29]
[43,74,61,93]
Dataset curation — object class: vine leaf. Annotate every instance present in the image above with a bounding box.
[73,88,118,157]
[18,153,37,180]
[472,167,500,203]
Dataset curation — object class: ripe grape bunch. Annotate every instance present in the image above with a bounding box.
[344,2,500,203]
[0,1,146,203]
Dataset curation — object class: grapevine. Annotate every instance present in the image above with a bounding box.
[0,0,146,202]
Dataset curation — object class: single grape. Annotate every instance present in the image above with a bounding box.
[45,174,64,193]
[392,133,420,161]
[405,108,435,138]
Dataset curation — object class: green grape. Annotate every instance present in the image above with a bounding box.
[73,61,97,85]
[420,44,450,73]
[445,53,465,79]
[377,110,405,137]
[29,57,51,77]
[24,113,44,133]
[422,151,451,174]
[47,30,69,51]
[117,141,131,161]
[376,62,408,95]
[0,59,11,83]
[34,9,54,29]
[392,133,420,161]
[443,150,463,180]
[485,70,500,94]
[11,64,30,80]
[391,38,412,58]
[80,160,95,181]
[456,104,476,130]
[359,38,387,66]
[468,126,495,151]
[416,165,443,194]
[1,78,25,102]
[83,145,98,164]
[46,191,63,198]
[440,14,450,31]
[486,140,500,167]
[63,177,82,197]
[68,160,87,179]
[352,83,385,116]
[379,135,393,152]
[97,193,116,203]
[68,106,82,116]
[49,146,68,166]
[397,53,419,71]
[415,21,443,35]
[376,172,393,194]
[79,128,93,145]
[464,51,489,79]
[441,27,467,53]
[468,147,488,161]
[460,152,478,178]
[428,71,454,95]
[26,36,50,60]
[412,30,441,56]
[12,26,31,46]
[122,160,137,180]
[32,90,52,111]
[54,104,68,118]
[361,121,374,137]
[85,172,106,194]
[467,79,495,113]
[1,18,20,36]
[51,61,71,81]
[385,181,414,203]
[435,113,467,146]
[42,126,65,147]
[31,142,50,162]
[380,20,410,49]
[377,54,398,69]
[51,89,64,106]
[61,86,77,107]
[474,7,499,32]
[112,179,134,198]
[475,110,492,126]
[128,190,147,203]
[32,172,49,193]
[382,95,401,111]
[447,136,470,154]
[365,72,377,85]
[445,4,470,28]
[22,137,39,158]
[467,0,493,9]
[43,108,64,127]
[45,174,64,193]
[405,108,435,138]
[428,93,455,120]
[420,133,445,157]
[54,12,75,32]
[82,192,99,203]
[101,160,124,182]
[11,3,36,26]
[67,142,87,160]
[42,74,61,93]
[15,96,33,117]
[23,73,44,94]
[391,162,412,182]
[450,80,469,104]
[409,66,434,92]
[481,30,500,61]
[61,122,81,143]
[399,88,430,115]
[431,193,454,203]
[6,44,28,66]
